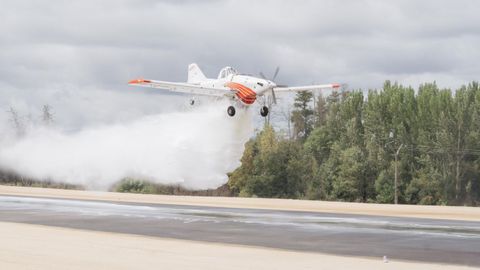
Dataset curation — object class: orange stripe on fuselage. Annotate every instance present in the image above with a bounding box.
[225,82,256,105]
[231,83,256,104]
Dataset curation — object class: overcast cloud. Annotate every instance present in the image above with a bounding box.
[1,0,479,92]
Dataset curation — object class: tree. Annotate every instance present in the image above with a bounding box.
[42,105,54,126]
[228,139,257,196]
[451,83,476,202]
[228,81,480,206]
[7,106,25,137]
[331,146,365,202]
[291,91,314,140]
[375,165,395,203]
[314,94,328,127]
[405,155,443,205]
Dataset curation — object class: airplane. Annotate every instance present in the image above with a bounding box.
[128,63,341,117]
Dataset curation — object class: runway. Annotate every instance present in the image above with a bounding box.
[1,195,479,266]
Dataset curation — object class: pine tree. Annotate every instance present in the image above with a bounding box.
[291,91,314,140]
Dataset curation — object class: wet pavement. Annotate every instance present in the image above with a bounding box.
[1,195,479,266]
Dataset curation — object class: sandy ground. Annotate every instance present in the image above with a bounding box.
[1,221,477,270]
[1,185,479,221]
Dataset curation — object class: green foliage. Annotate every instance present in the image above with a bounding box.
[331,146,364,201]
[228,124,311,198]
[115,178,162,194]
[405,155,442,205]
[291,91,314,140]
[114,178,233,196]
[375,167,394,203]
[228,81,480,206]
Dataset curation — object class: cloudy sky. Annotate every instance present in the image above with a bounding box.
[1,0,479,93]
[0,0,479,188]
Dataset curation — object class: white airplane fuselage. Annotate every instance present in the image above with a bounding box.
[195,75,274,105]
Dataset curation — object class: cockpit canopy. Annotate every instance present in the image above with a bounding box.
[218,66,238,79]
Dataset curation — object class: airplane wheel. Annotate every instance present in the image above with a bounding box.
[227,106,236,117]
[260,106,269,117]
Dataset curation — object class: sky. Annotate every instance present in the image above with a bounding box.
[0,0,479,189]
[1,0,479,93]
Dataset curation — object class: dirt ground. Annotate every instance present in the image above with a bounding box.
[1,222,477,270]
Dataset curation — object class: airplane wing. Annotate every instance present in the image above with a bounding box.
[272,83,341,92]
[128,79,235,97]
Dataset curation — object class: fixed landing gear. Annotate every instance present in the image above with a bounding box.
[227,106,236,117]
[260,106,269,117]
[226,105,269,117]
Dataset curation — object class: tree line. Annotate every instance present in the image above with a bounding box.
[1,81,479,206]
[228,81,480,205]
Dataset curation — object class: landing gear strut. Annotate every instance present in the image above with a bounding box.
[260,106,269,117]
[227,106,236,117]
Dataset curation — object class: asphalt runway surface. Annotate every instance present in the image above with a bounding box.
[1,195,479,266]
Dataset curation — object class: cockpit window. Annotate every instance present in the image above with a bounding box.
[218,66,238,79]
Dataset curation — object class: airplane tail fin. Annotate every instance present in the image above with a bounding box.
[188,63,207,83]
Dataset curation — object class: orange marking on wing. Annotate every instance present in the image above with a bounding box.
[128,78,151,84]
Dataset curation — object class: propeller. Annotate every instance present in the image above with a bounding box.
[259,66,287,87]
[259,66,287,105]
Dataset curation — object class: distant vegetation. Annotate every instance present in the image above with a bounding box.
[0,170,82,190]
[1,81,479,206]
[113,178,232,196]
[0,173,232,196]
[229,81,480,206]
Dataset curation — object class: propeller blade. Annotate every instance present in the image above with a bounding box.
[271,89,277,105]
[272,66,280,81]
[259,72,267,79]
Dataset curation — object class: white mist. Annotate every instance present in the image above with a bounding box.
[0,100,253,190]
